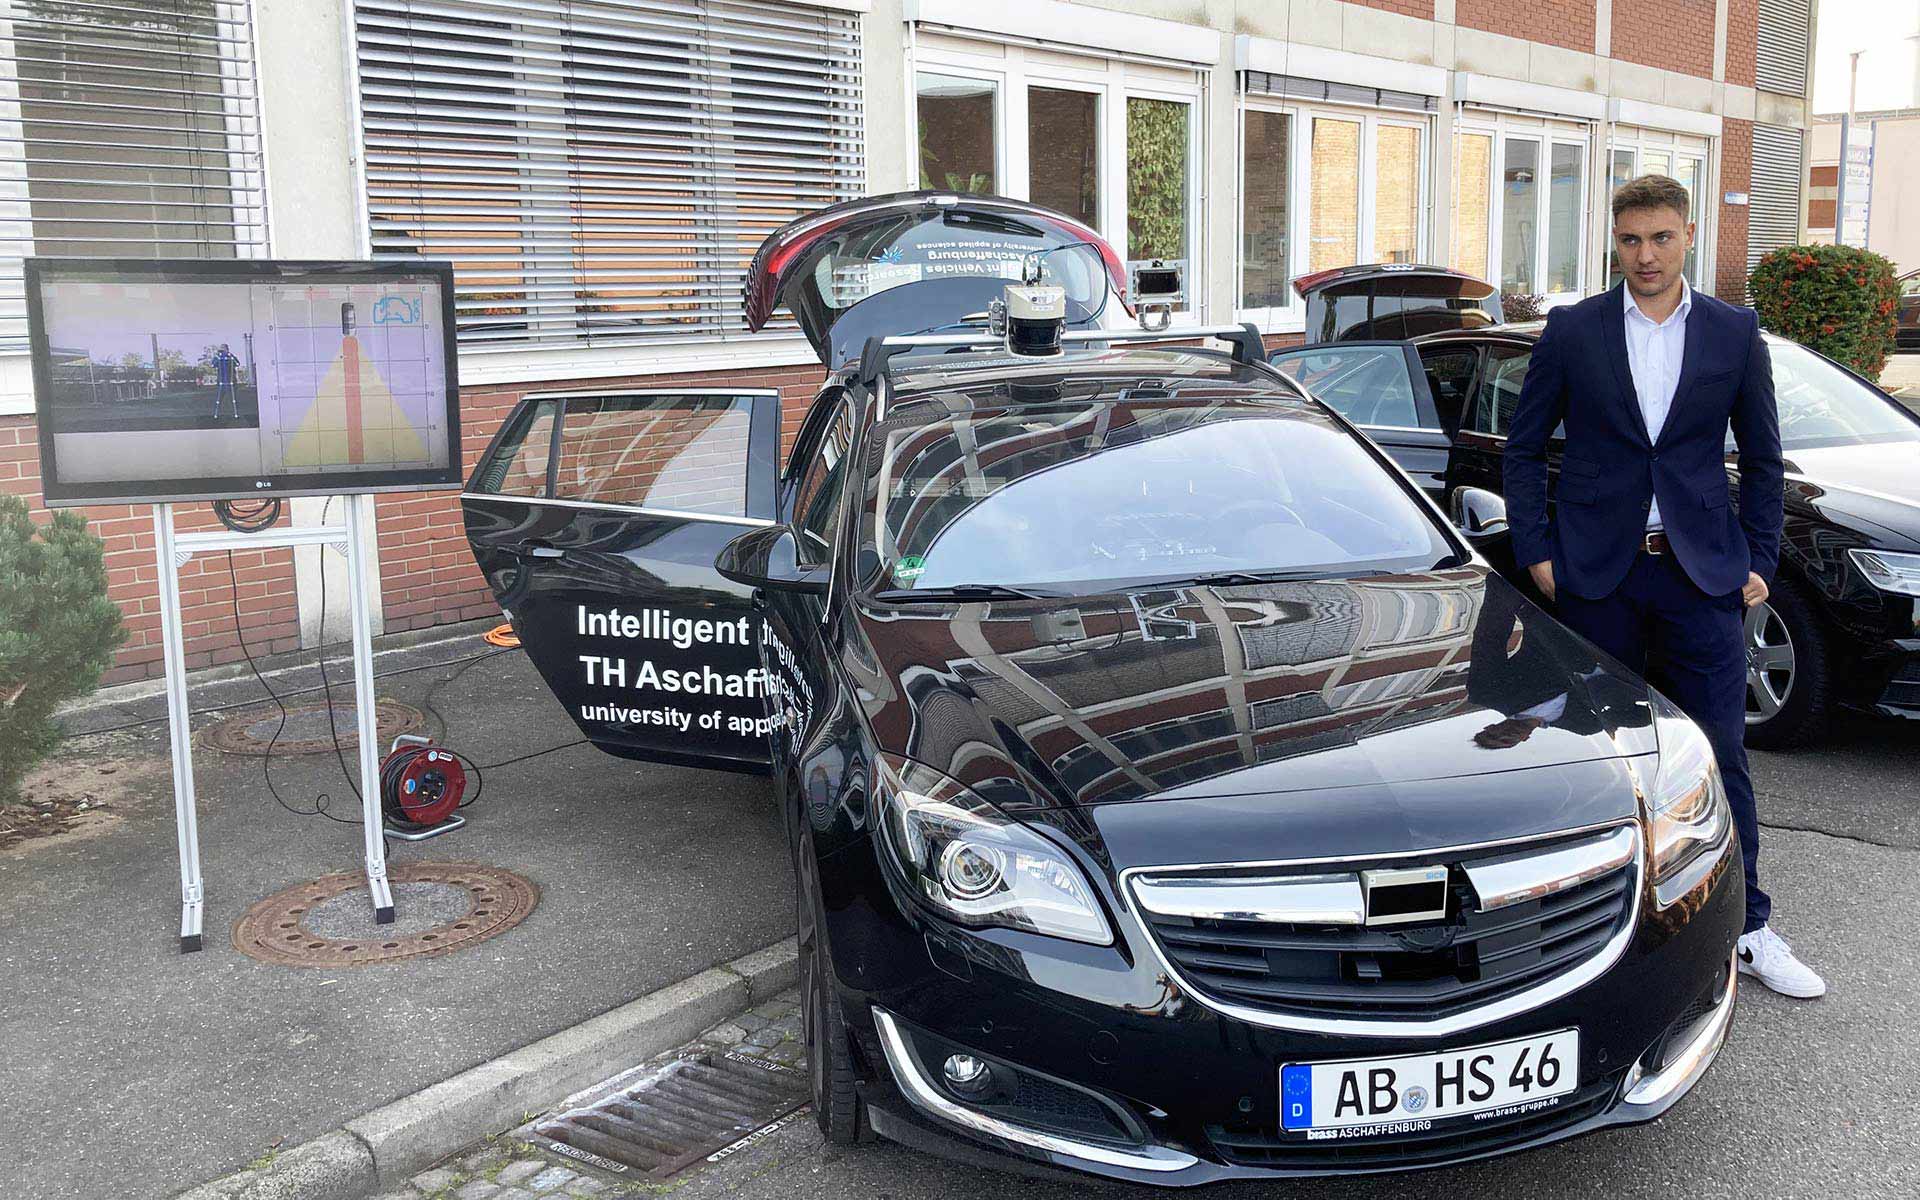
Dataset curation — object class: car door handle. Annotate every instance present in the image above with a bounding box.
[524,541,566,559]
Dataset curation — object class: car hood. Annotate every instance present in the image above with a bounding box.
[1778,440,1920,550]
[850,567,1655,817]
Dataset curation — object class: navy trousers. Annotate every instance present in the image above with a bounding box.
[1556,551,1769,933]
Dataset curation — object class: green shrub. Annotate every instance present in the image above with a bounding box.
[1749,243,1899,378]
[0,495,125,805]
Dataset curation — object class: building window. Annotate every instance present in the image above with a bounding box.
[354,0,865,352]
[1457,116,1590,304]
[1240,110,1291,310]
[1452,132,1493,280]
[1029,87,1100,229]
[0,0,267,352]
[1237,99,1431,327]
[911,38,1203,306]
[919,74,998,194]
[1606,132,1713,291]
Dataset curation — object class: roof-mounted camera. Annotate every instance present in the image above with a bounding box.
[1131,260,1183,332]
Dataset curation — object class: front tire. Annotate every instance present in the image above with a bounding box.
[1743,578,1830,750]
[795,834,868,1145]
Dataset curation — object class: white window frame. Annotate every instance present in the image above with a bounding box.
[1605,129,1716,294]
[911,38,1204,312]
[1459,112,1592,308]
[1234,97,1432,332]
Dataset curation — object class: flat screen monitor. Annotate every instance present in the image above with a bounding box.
[27,258,462,506]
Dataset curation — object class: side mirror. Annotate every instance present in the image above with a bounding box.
[716,526,827,594]
[1450,487,1510,542]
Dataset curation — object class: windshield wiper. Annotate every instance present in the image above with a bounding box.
[874,582,1067,601]
[1127,568,1339,590]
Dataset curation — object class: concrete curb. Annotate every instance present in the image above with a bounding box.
[174,937,798,1200]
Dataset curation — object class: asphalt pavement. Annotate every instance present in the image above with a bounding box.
[0,632,795,1200]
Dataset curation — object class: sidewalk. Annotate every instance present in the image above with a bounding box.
[0,629,796,1200]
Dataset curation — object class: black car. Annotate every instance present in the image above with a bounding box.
[1271,325,1920,748]
[461,194,1742,1183]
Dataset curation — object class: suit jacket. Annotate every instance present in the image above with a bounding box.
[1502,285,1784,600]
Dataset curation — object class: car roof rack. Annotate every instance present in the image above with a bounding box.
[856,322,1268,397]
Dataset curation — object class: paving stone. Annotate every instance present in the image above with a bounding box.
[765,1042,805,1065]
[746,1026,785,1048]
[563,1179,611,1196]
[456,1182,501,1200]
[747,1000,790,1020]
[731,1011,770,1033]
[528,1165,578,1192]
[460,1145,510,1173]
[491,1190,535,1200]
[703,1022,748,1045]
[371,1193,421,1200]
[412,1168,459,1193]
[496,1161,544,1187]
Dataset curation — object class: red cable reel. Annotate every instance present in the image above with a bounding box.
[379,737,467,830]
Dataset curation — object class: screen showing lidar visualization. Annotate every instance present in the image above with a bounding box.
[28,259,462,505]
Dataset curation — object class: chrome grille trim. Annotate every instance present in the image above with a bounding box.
[1119,822,1645,1039]
[1463,826,1639,912]
[1132,872,1364,926]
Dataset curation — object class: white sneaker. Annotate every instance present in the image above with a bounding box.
[1737,925,1827,998]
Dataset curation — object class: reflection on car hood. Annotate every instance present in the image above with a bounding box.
[850,567,1655,816]
[1779,440,1920,551]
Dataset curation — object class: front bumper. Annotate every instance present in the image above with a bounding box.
[833,830,1743,1184]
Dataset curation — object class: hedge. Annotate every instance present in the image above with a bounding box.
[1748,243,1899,378]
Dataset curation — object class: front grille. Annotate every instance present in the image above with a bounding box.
[1134,836,1637,1023]
[1205,1074,1619,1170]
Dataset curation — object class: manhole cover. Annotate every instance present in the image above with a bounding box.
[233,861,537,967]
[201,698,424,755]
[522,1051,809,1180]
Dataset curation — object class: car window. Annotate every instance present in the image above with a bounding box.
[550,394,756,515]
[864,402,1454,593]
[1748,340,1920,451]
[471,399,557,497]
[1469,349,1530,437]
[1269,345,1427,429]
[1417,346,1478,432]
[793,397,856,563]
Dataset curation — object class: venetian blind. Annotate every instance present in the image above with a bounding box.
[353,0,865,351]
[0,0,268,349]
[1755,0,1811,97]
[1747,122,1804,283]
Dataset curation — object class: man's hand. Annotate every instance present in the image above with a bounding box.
[1742,572,1769,608]
[1528,560,1556,601]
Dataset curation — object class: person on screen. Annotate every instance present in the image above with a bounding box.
[211,343,240,420]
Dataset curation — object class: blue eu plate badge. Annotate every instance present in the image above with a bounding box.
[1281,1064,1313,1130]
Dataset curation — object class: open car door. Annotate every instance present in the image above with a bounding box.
[462,389,781,774]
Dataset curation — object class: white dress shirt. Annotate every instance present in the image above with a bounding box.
[1622,280,1692,531]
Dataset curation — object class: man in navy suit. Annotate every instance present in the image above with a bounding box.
[1505,174,1825,998]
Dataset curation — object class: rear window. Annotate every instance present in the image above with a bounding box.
[805,210,1109,316]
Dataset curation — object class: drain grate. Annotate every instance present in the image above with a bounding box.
[201,698,425,756]
[525,1051,809,1180]
[232,861,537,966]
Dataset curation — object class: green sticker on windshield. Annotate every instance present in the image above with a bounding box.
[896,555,927,583]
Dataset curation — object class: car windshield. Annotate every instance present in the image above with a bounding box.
[861,402,1454,595]
[1743,340,1920,452]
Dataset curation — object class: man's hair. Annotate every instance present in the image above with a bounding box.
[1611,174,1690,222]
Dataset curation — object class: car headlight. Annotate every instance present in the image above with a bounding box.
[1643,693,1733,906]
[1849,548,1920,597]
[874,753,1112,945]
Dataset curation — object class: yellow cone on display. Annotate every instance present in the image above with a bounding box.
[283,334,429,467]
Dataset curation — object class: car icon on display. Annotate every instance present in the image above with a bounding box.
[460,193,1743,1183]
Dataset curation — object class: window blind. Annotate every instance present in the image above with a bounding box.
[0,0,267,349]
[1755,0,1811,98]
[353,0,865,351]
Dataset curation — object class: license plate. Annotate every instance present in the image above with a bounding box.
[1280,1029,1579,1139]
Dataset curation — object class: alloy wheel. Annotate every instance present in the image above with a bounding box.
[1744,600,1797,724]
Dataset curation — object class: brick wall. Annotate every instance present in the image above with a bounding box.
[1717,119,1754,301]
[1610,0,1716,78]
[1347,0,1434,17]
[0,416,300,686]
[1725,0,1758,88]
[1455,0,1594,55]
[375,359,829,637]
